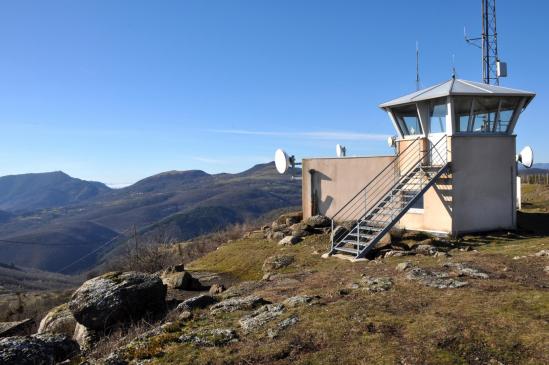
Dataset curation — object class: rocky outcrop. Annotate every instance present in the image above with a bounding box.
[405,267,468,289]
[360,276,394,292]
[210,295,269,314]
[283,295,320,308]
[267,315,299,339]
[239,304,285,333]
[179,328,238,347]
[68,271,167,331]
[0,319,34,338]
[37,303,76,336]
[0,334,79,365]
[262,255,294,273]
[209,283,225,295]
[177,295,217,311]
[443,262,489,279]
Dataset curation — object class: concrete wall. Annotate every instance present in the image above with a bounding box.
[302,156,394,220]
[451,135,516,234]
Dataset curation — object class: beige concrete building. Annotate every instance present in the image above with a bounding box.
[300,78,536,258]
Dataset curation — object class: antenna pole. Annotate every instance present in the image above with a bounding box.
[416,41,420,91]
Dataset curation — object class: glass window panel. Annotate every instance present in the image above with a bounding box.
[497,97,521,133]
[453,97,473,132]
[429,99,447,133]
[472,97,500,132]
[393,104,422,136]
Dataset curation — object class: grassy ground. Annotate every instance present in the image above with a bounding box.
[110,185,549,365]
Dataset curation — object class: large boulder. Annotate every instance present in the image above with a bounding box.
[68,271,167,331]
[72,323,99,352]
[0,334,79,365]
[177,295,217,311]
[304,215,330,228]
[37,303,76,336]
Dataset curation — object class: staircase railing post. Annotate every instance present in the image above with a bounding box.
[330,219,334,251]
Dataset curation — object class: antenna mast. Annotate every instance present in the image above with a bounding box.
[465,0,507,85]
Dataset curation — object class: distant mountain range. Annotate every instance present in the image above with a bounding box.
[0,163,301,273]
[518,163,549,176]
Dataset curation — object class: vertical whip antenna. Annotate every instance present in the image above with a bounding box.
[416,41,420,91]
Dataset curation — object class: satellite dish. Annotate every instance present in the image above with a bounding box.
[336,144,346,157]
[387,136,396,148]
[274,149,290,174]
[516,146,534,168]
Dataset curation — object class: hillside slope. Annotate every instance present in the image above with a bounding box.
[0,163,300,273]
[0,171,110,212]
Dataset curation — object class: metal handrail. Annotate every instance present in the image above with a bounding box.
[330,137,422,221]
[330,135,448,250]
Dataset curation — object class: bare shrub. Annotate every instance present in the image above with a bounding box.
[86,319,159,360]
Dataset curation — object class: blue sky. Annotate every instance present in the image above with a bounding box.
[0,0,547,186]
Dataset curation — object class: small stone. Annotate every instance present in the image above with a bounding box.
[396,261,412,272]
[271,231,285,241]
[278,236,302,246]
[544,266,549,275]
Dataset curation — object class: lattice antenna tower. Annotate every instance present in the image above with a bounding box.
[465,0,507,85]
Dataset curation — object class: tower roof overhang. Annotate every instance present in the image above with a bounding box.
[378,78,536,109]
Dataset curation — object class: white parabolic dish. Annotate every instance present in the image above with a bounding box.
[336,144,345,157]
[518,146,534,168]
[274,148,290,174]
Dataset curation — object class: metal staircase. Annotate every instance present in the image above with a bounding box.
[329,136,450,259]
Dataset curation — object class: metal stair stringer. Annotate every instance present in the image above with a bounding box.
[354,162,450,258]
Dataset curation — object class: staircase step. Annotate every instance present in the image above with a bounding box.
[332,246,359,255]
[340,239,369,246]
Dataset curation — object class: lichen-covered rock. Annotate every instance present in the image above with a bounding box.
[262,255,295,273]
[37,304,76,336]
[218,281,263,300]
[278,236,302,246]
[268,315,299,339]
[179,328,238,347]
[176,295,216,311]
[405,268,468,289]
[68,271,167,331]
[0,334,79,365]
[210,295,269,314]
[304,215,330,228]
[239,304,285,333]
[283,295,320,308]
